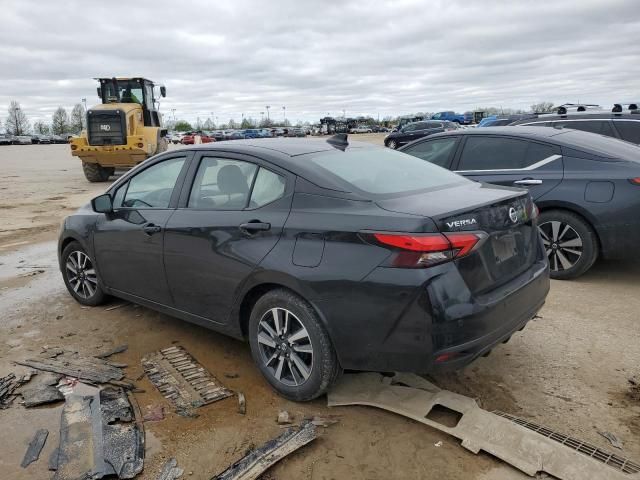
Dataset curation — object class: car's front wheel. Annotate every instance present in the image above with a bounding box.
[538,210,598,280]
[386,139,397,149]
[61,241,107,306]
[248,289,340,401]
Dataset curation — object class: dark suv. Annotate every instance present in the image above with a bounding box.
[509,106,640,145]
[400,127,640,279]
[384,121,454,149]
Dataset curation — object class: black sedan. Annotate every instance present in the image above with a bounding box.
[400,126,640,279]
[58,136,549,400]
[384,120,455,149]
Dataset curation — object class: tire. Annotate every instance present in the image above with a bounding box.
[82,162,111,182]
[386,139,398,149]
[538,209,598,280]
[155,136,168,155]
[61,241,107,306]
[248,289,341,401]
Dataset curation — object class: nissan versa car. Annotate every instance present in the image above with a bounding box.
[400,127,640,279]
[58,136,549,400]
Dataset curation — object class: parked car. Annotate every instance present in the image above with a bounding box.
[58,136,548,400]
[286,128,306,137]
[0,134,14,145]
[181,132,215,144]
[478,114,538,127]
[13,135,32,145]
[168,133,182,144]
[351,125,373,134]
[243,129,262,139]
[50,135,66,144]
[400,126,640,279]
[227,130,246,140]
[431,111,466,124]
[36,134,52,144]
[509,106,640,144]
[384,120,455,149]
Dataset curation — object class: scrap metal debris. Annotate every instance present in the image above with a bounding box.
[238,392,246,415]
[0,373,19,408]
[212,420,317,480]
[328,372,640,480]
[308,415,340,428]
[16,354,124,383]
[597,430,624,450]
[142,345,232,415]
[19,372,64,407]
[156,458,184,480]
[52,383,144,479]
[21,429,49,468]
[95,344,128,359]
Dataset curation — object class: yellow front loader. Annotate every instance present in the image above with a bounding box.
[70,77,168,182]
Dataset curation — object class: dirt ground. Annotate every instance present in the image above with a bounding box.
[1,137,639,480]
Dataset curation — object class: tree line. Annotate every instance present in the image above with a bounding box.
[1,100,86,136]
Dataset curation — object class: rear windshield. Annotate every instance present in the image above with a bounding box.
[555,130,640,160]
[310,148,469,195]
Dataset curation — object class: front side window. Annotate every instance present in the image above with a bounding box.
[188,157,258,209]
[403,123,417,132]
[403,137,458,167]
[458,136,529,170]
[122,157,186,208]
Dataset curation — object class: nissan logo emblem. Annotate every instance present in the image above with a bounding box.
[509,207,518,223]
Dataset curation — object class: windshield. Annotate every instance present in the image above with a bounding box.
[101,79,144,104]
[310,148,469,195]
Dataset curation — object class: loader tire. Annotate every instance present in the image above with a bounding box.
[82,162,112,182]
[155,136,168,155]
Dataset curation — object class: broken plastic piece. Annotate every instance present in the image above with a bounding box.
[213,420,317,480]
[19,372,63,407]
[238,392,246,415]
[156,457,184,479]
[17,354,124,383]
[328,373,640,480]
[21,429,48,468]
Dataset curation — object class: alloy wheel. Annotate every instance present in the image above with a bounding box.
[65,251,98,299]
[257,307,313,387]
[387,140,397,149]
[538,221,583,272]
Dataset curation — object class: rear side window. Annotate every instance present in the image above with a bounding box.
[613,121,640,144]
[310,148,468,195]
[458,137,529,170]
[249,168,286,208]
[402,137,458,168]
[553,120,614,137]
[188,157,257,210]
[525,142,558,165]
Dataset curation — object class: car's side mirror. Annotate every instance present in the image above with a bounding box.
[160,86,166,98]
[92,194,113,213]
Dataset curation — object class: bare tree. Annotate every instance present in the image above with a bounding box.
[70,104,85,133]
[6,100,29,135]
[51,107,70,135]
[530,101,555,113]
[33,121,50,134]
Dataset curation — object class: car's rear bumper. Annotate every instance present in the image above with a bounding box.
[314,255,549,373]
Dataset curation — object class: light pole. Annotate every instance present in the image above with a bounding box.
[266,105,270,122]
[260,111,264,123]
[210,111,215,127]
[282,106,286,124]
[171,108,176,122]
[342,109,346,118]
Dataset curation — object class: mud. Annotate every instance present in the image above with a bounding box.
[1,139,639,479]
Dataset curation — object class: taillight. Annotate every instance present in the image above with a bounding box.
[630,177,640,186]
[372,232,486,268]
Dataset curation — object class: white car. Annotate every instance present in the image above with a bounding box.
[351,125,373,134]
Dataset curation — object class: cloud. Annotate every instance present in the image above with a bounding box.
[1,0,639,126]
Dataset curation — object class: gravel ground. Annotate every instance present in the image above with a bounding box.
[0,138,638,479]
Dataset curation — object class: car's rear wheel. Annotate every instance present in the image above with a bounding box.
[386,139,397,149]
[82,162,112,182]
[61,241,107,306]
[248,289,340,401]
[538,210,598,280]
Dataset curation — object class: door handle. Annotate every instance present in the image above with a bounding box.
[239,221,271,234]
[143,223,162,235]
[513,179,543,186]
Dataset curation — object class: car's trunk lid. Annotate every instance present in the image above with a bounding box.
[376,182,540,292]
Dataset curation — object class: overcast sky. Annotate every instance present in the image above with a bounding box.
[1,0,639,126]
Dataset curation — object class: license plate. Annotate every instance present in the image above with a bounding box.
[492,233,517,263]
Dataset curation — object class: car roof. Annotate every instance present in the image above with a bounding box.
[511,112,640,123]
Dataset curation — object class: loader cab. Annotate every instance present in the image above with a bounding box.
[96,77,165,128]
